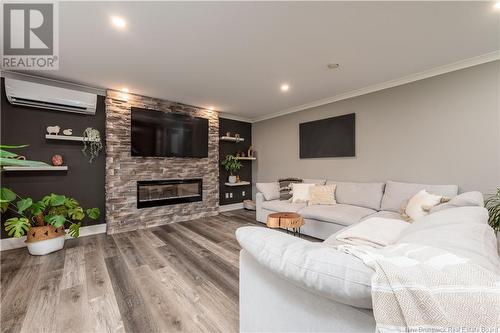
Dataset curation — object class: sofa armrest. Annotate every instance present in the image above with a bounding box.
[236,226,373,309]
[256,192,266,205]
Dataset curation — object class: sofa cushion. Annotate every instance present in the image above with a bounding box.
[380,180,458,212]
[256,182,280,201]
[326,181,385,210]
[236,226,374,309]
[397,207,499,274]
[262,200,307,213]
[363,210,404,221]
[429,191,484,214]
[300,204,376,226]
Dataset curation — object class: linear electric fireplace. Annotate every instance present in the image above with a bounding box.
[137,178,203,208]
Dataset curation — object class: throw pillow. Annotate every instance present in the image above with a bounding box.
[290,183,316,203]
[278,178,302,200]
[256,182,280,201]
[302,178,327,185]
[309,185,337,206]
[404,189,443,222]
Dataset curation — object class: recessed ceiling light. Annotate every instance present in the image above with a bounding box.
[111,16,127,29]
[121,87,129,93]
[327,63,340,69]
[280,84,290,92]
[494,2,500,9]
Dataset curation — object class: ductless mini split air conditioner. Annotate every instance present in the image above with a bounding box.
[5,78,97,115]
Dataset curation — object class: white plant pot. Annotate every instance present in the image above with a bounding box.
[228,175,237,184]
[26,236,65,256]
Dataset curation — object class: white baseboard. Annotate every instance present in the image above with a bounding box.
[219,202,244,212]
[0,223,107,251]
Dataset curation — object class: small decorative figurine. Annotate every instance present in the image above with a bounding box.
[46,125,61,135]
[63,129,73,136]
[226,131,231,137]
[51,154,63,166]
[235,133,240,139]
[248,146,254,157]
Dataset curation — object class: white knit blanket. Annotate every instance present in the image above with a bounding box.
[338,243,500,333]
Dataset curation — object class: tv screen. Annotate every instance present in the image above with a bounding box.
[131,107,209,158]
[299,113,355,158]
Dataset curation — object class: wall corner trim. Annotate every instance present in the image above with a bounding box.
[0,223,107,251]
[252,51,500,123]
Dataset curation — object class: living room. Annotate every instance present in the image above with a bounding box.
[1,1,499,333]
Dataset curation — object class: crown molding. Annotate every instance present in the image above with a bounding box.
[219,112,253,123]
[252,51,500,123]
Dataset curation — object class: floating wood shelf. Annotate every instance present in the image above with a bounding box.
[2,166,68,171]
[224,181,251,186]
[236,157,256,160]
[220,136,244,142]
[45,134,98,142]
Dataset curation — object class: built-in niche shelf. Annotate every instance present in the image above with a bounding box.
[220,136,244,143]
[45,134,98,142]
[236,157,256,160]
[224,181,251,186]
[2,166,68,171]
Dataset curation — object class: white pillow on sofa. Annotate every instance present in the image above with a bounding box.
[405,189,442,221]
[256,182,280,201]
[291,183,315,203]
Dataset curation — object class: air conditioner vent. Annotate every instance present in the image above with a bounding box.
[5,78,97,115]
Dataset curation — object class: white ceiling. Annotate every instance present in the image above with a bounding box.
[27,1,500,121]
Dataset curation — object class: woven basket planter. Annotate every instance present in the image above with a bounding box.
[25,225,66,256]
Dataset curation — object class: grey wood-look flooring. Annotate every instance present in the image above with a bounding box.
[1,209,264,333]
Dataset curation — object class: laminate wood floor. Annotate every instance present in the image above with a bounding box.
[2,209,304,333]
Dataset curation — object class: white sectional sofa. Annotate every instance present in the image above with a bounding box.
[239,196,499,332]
[256,180,459,239]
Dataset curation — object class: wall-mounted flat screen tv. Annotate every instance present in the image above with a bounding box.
[299,113,355,158]
[131,107,209,158]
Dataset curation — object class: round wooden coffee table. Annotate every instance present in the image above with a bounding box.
[266,212,304,237]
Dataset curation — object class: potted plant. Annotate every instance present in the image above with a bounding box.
[0,187,100,255]
[221,154,242,184]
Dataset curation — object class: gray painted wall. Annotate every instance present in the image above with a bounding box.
[252,61,500,194]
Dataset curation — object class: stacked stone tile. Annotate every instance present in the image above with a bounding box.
[105,90,219,234]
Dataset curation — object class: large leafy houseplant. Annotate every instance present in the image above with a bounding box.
[0,144,49,169]
[485,188,500,232]
[0,187,100,238]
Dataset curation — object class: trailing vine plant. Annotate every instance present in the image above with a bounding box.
[81,128,103,163]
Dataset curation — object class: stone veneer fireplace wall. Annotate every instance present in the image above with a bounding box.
[105,90,219,234]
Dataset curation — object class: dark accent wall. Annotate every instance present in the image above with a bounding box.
[219,118,252,205]
[0,78,106,238]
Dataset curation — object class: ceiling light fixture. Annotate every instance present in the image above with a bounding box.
[111,16,127,29]
[327,63,340,69]
[208,106,215,111]
[494,2,500,9]
[280,84,290,92]
[121,87,129,93]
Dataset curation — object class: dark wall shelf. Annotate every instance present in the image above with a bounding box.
[219,118,252,205]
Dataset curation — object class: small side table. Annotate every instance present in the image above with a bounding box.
[266,212,304,237]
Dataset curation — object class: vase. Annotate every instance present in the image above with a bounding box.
[25,225,66,255]
[228,175,237,184]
